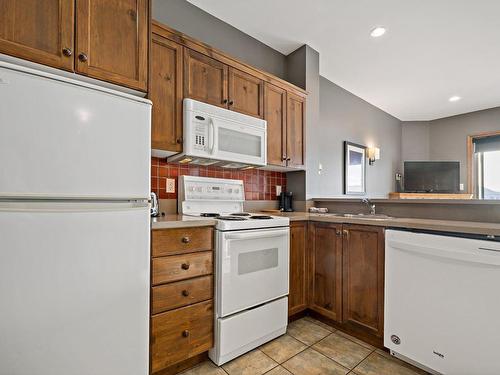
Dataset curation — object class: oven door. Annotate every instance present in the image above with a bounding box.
[216,227,289,317]
[212,117,266,166]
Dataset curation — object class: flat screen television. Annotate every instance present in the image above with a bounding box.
[404,161,460,193]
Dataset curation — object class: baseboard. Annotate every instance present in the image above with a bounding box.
[152,352,208,375]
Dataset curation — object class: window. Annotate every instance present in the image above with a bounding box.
[472,134,500,199]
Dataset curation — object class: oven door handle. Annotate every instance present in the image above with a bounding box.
[225,229,288,241]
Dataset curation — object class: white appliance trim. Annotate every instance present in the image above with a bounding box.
[0,60,151,105]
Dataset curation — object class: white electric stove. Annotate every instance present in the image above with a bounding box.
[178,176,290,365]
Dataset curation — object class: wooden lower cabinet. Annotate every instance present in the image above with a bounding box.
[342,224,385,338]
[309,222,343,321]
[288,221,308,315]
[151,300,213,373]
[290,222,385,343]
[150,226,214,374]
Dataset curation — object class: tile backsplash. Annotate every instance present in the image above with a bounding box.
[151,157,287,200]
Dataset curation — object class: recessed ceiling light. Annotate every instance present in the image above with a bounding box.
[449,96,461,102]
[370,26,386,38]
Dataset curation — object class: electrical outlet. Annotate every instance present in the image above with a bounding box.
[166,178,176,193]
[276,185,282,196]
[460,183,464,191]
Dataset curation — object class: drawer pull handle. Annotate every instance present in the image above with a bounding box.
[182,290,190,297]
[181,236,190,244]
[181,263,190,270]
[182,330,190,338]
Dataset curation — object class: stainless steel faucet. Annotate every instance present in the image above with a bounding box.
[361,198,376,215]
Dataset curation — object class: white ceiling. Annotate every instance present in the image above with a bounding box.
[187,0,500,121]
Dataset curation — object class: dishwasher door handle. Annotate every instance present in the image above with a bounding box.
[389,240,500,266]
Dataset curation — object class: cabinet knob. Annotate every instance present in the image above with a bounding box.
[182,290,190,297]
[181,263,190,270]
[176,138,183,144]
[78,53,88,62]
[182,330,190,338]
[286,157,291,161]
[222,99,228,104]
[336,230,342,236]
[181,236,190,244]
[228,100,234,106]
[62,47,72,57]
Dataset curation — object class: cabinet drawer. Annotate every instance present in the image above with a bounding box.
[152,275,213,314]
[151,300,213,372]
[152,227,213,257]
[152,251,213,285]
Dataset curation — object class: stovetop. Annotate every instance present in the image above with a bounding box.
[184,212,289,230]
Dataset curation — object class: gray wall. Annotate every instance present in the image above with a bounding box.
[152,0,287,79]
[401,121,430,161]
[401,106,500,188]
[306,77,402,199]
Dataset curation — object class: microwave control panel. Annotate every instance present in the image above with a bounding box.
[192,115,209,151]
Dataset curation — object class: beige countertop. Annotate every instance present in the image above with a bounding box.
[151,212,500,237]
[151,214,217,229]
[273,212,500,237]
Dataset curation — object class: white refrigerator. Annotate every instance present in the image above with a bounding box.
[0,62,151,375]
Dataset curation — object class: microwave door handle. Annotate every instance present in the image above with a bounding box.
[209,118,216,154]
[225,230,288,241]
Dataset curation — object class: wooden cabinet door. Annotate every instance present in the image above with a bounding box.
[0,0,74,71]
[184,49,228,108]
[264,83,287,166]
[309,222,343,321]
[286,93,305,167]
[150,33,183,153]
[342,224,384,337]
[288,221,308,316]
[228,67,264,118]
[75,0,149,91]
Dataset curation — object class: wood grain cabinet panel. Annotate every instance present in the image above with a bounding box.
[150,33,183,153]
[75,0,149,91]
[342,224,385,337]
[309,222,343,322]
[264,82,287,166]
[228,67,264,118]
[288,221,308,316]
[286,93,305,168]
[152,251,213,285]
[151,300,213,373]
[152,275,213,314]
[0,0,75,71]
[152,226,213,257]
[184,48,228,108]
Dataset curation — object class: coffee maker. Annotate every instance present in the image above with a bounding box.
[279,191,293,212]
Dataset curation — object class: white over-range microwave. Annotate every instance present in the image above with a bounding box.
[167,99,267,168]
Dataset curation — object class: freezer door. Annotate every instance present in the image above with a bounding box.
[0,62,151,199]
[0,202,150,375]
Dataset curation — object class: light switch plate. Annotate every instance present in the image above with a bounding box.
[166,178,176,193]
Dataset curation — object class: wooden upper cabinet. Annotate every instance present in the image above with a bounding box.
[309,222,343,322]
[150,33,183,153]
[228,67,264,118]
[0,0,75,71]
[264,82,287,166]
[286,93,305,167]
[75,0,149,91]
[342,224,385,337]
[289,221,308,316]
[184,49,228,108]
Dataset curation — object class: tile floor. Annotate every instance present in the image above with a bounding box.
[178,317,429,375]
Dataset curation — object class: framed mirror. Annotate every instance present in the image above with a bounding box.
[344,141,366,195]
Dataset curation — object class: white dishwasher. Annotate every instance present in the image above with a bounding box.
[385,229,500,375]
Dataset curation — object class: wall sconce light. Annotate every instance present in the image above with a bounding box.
[367,147,380,165]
